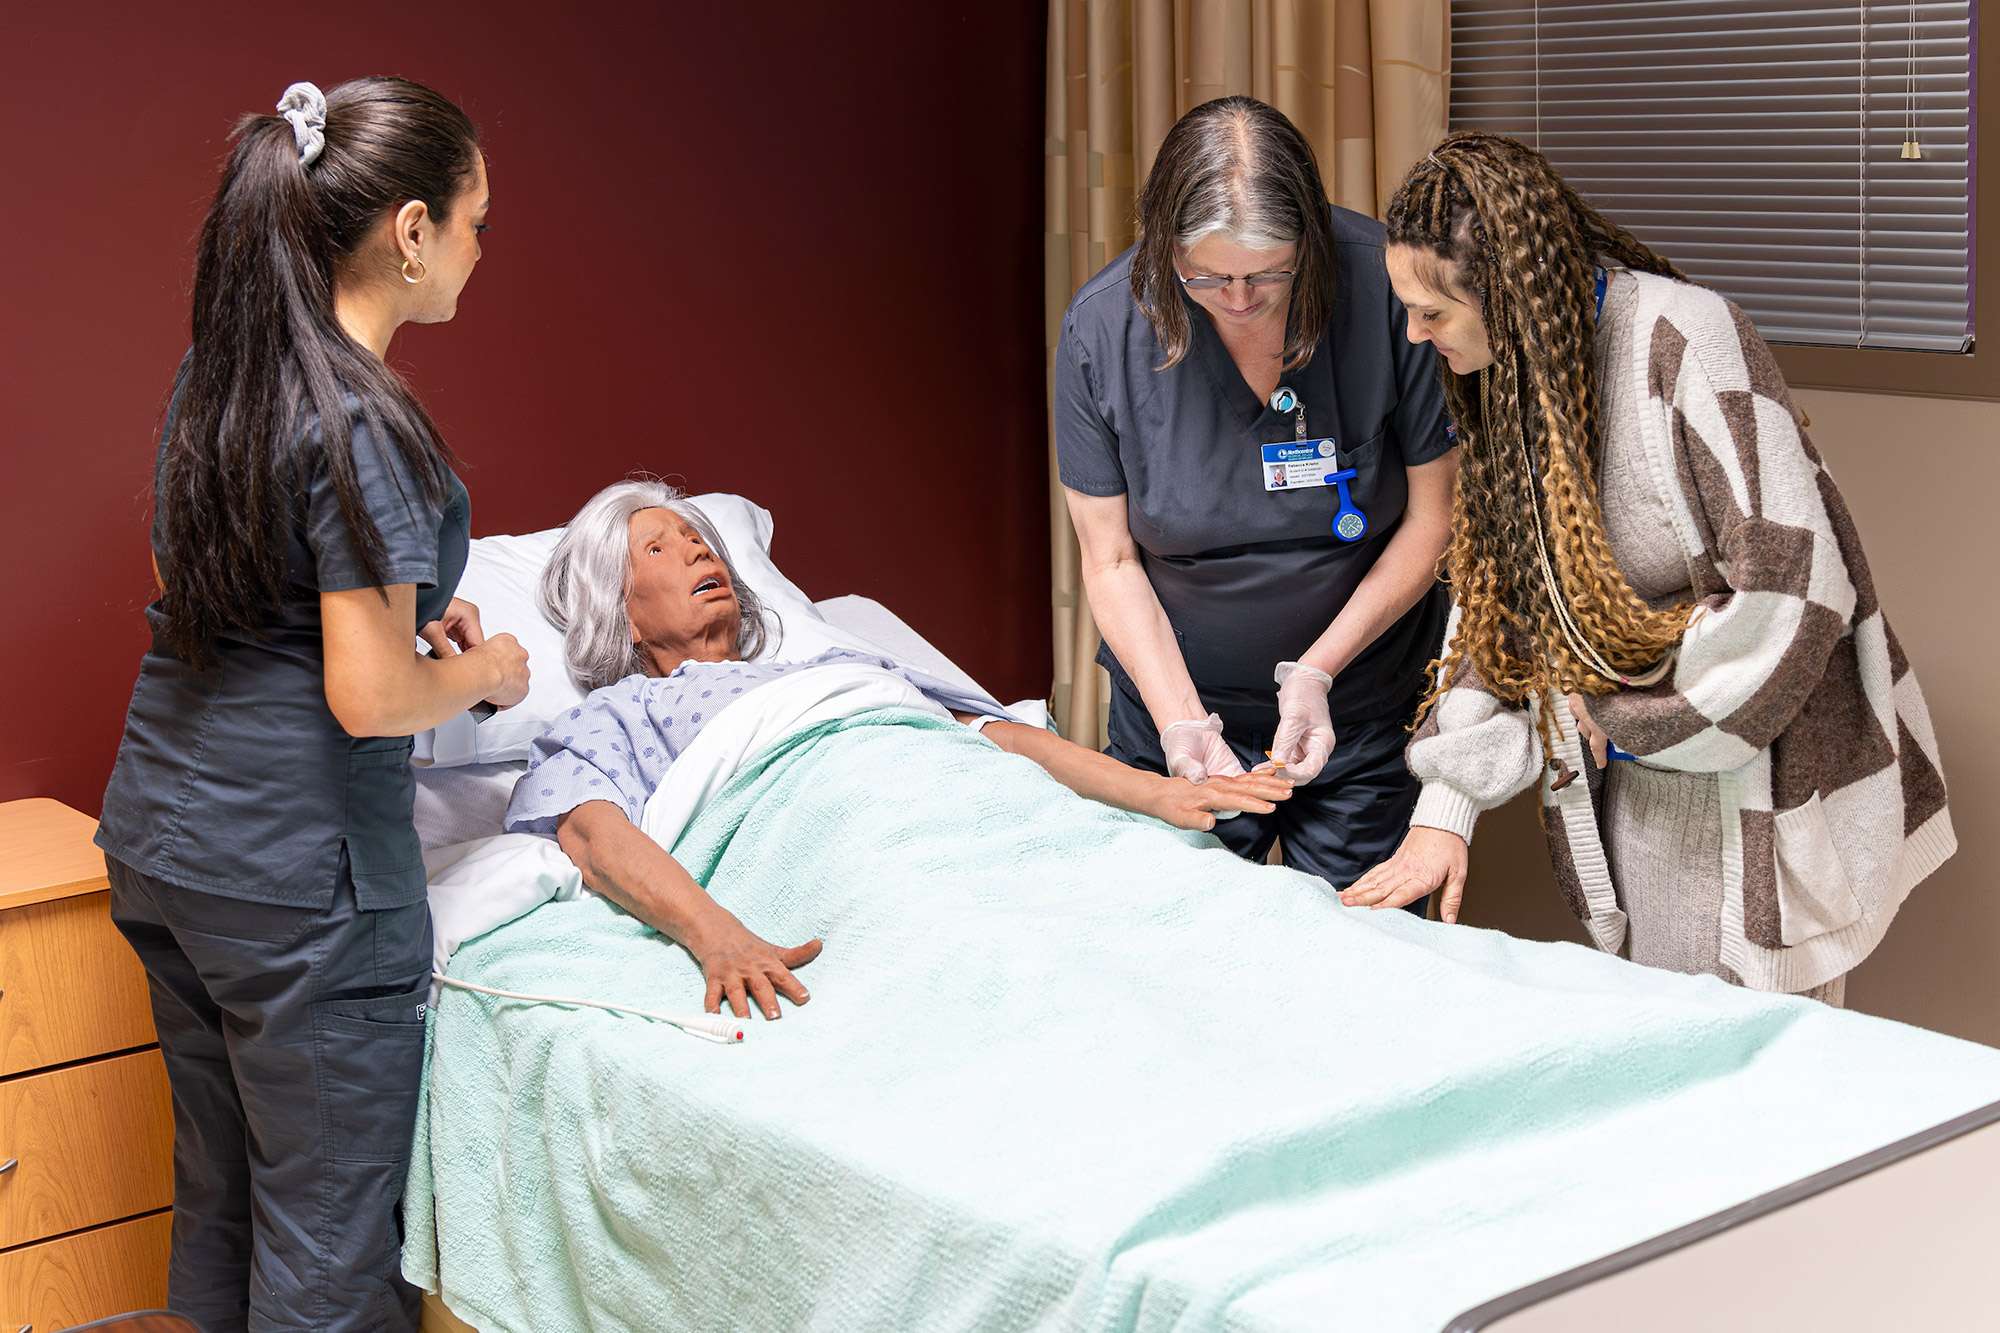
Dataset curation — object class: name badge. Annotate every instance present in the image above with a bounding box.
[1261,438,1339,491]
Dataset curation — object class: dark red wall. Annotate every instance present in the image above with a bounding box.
[1,4,1051,814]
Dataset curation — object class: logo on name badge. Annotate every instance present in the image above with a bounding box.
[1336,512,1366,540]
[1317,440,1335,458]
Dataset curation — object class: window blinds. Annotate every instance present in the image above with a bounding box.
[1449,1,1974,351]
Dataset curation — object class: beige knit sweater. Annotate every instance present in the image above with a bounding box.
[1406,271,1955,993]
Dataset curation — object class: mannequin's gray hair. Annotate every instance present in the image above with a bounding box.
[539,478,772,691]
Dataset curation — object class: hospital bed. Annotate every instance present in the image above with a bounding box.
[421,1104,2000,1333]
[404,506,2000,1333]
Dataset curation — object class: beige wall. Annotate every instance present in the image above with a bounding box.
[1457,387,1999,1049]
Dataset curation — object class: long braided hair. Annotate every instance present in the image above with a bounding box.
[1385,132,1695,752]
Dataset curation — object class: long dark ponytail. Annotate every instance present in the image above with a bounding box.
[156,76,479,666]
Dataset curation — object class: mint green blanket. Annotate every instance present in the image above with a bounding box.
[405,710,2000,1332]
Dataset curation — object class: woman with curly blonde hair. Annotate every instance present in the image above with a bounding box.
[1344,132,1955,1004]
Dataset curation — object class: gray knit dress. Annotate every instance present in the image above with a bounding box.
[1591,270,1846,1005]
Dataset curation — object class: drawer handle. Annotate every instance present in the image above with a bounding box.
[0,1158,16,1176]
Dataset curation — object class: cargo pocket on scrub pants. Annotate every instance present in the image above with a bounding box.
[312,985,432,1163]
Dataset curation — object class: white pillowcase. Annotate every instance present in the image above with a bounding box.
[412,759,526,848]
[415,493,984,767]
[423,832,583,990]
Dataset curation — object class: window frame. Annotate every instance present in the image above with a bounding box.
[1769,21,1992,400]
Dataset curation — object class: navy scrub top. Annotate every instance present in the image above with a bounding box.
[1054,206,1453,726]
[97,386,470,911]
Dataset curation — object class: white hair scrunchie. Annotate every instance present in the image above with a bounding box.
[276,82,327,168]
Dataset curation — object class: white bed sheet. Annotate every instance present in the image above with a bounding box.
[411,595,1046,850]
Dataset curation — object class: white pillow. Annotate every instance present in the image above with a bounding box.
[413,760,526,849]
[423,833,584,988]
[416,493,925,767]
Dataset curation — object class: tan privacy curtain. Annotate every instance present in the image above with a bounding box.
[1044,0,1448,746]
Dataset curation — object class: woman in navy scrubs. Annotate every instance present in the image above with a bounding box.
[1055,96,1457,890]
[95,79,529,1332]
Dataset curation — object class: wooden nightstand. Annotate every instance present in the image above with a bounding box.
[0,799,172,1330]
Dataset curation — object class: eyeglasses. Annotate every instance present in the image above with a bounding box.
[1176,268,1296,292]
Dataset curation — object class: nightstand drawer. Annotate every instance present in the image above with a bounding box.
[0,1049,173,1249]
[0,892,155,1076]
[0,1210,170,1331]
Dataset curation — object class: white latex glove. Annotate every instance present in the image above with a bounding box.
[1264,661,1335,783]
[1159,713,1247,783]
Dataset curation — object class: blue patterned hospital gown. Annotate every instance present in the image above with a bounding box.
[504,649,1006,837]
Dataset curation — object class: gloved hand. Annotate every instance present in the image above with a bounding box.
[1264,660,1335,783]
[1159,713,1247,783]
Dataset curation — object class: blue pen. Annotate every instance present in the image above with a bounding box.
[1554,739,1633,790]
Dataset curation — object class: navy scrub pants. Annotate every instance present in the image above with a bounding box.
[1106,683,1425,899]
[107,857,431,1333]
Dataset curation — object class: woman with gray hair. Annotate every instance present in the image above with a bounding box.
[1055,96,1457,898]
[537,478,777,690]
[504,480,1294,1022]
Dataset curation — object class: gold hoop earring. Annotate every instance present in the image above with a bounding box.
[401,256,428,285]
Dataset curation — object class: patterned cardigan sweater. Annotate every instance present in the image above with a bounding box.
[1407,271,1955,993]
